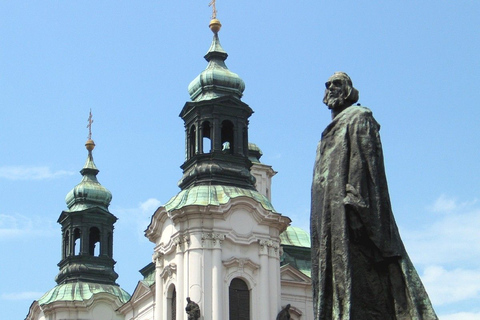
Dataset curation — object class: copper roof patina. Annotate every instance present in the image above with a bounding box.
[38,282,130,305]
[164,185,276,212]
[280,226,312,277]
[280,226,311,248]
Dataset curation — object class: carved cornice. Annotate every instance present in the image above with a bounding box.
[156,233,191,255]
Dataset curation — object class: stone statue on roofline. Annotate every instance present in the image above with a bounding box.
[310,72,438,319]
[185,297,200,319]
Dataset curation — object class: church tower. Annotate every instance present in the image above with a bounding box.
[26,119,130,320]
[146,16,291,320]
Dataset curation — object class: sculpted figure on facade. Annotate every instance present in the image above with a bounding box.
[276,303,291,320]
[185,297,200,320]
[310,72,438,319]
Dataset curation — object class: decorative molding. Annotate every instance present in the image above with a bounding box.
[160,263,177,280]
[223,257,260,273]
[201,233,226,248]
[258,239,280,257]
[152,251,164,267]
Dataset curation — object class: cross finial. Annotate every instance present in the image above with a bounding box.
[87,109,94,140]
[209,0,217,19]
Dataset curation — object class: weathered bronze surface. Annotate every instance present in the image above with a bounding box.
[185,297,200,320]
[310,72,438,319]
[276,304,291,320]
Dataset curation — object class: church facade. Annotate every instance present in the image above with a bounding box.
[26,18,313,320]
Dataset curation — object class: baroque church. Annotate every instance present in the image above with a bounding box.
[26,17,314,320]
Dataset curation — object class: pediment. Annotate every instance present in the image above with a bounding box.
[280,264,311,284]
[129,281,153,303]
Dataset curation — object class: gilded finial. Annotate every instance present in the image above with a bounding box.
[208,0,222,33]
[85,109,95,151]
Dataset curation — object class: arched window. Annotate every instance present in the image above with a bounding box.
[229,278,250,320]
[74,228,81,255]
[221,120,234,154]
[167,285,176,320]
[188,125,197,159]
[202,121,212,154]
[89,227,101,256]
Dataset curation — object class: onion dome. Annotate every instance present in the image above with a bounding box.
[187,19,245,102]
[248,142,263,164]
[65,139,112,211]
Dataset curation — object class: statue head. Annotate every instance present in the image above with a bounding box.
[323,72,359,110]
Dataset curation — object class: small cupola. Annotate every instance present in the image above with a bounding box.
[64,139,112,212]
[55,113,119,285]
[178,18,256,191]
[187,19,245,102]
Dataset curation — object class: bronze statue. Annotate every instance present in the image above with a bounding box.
[276,304,291,320]
[310,72,438,319]
[185,297,200,320]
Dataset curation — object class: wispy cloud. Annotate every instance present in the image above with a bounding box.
[421,265,480,306]
[0,166,74,180]
[429,194,477,214]
[0,291,44,301]
[404,195,480,266]
[114,198,162,241]
[0,213,56,240]
[440,312,480,320]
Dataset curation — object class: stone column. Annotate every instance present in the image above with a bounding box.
[175,236,186,320]
[268,240,280,317]
[188,233,203,305]
[210,234,225,320]
[258,240,271,320]
[153,252,164,320]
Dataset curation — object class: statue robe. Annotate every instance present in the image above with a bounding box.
[311,106,438,320]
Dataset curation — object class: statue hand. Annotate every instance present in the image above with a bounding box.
[346,205,366,243]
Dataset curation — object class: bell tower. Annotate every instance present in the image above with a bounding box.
[26,112,130,320]
[55,137,119,284]
[146,13,291,320]
[178,18,256,190]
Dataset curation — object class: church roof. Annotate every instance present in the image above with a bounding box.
[187,21,245,102]
[64,139,112,212]
[164,185,276,212]
[280,226,311,248]
[37,282,130,305]
[280,226,311,278]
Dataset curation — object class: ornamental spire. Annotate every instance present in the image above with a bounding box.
[85,109,96,152]
[209,0,217,19]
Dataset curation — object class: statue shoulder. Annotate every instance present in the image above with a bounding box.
[347,105,372,119]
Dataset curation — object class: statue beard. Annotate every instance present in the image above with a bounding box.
[325,92,347,110]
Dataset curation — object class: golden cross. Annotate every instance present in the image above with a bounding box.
[86,109,94,140]
[209,0,217,19]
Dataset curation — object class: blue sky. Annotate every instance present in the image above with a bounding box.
[1,1,479,319]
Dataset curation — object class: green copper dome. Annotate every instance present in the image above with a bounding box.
[187,30,245,102]
[248,142,263,163]
[65,143,112,212]
[38,282,130,306]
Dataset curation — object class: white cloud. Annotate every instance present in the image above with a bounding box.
[0,291,44,301]
[441,312,480,320]
[403,195,480,266]
[421,265,480,306]
[0,166,74,180]
[114,198,161,241]
[429,194,478,214]
[0,213,56,240]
